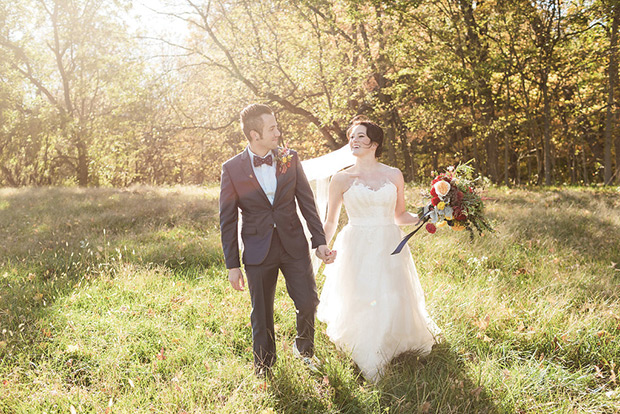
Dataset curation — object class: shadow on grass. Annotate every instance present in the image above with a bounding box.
[497,189,620,264]
[268,342,499,414]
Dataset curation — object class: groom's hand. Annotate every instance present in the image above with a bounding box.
[228,268,245,291]
[316,245,336,264]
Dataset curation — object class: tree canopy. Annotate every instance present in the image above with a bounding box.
[1,0,618,186]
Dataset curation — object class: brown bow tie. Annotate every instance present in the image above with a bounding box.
[253,154,273,167]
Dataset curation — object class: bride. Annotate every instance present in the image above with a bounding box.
[317,117,440,382]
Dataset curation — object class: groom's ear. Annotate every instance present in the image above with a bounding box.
[249,130,261,142]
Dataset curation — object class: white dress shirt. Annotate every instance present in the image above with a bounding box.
[248,147,277,205]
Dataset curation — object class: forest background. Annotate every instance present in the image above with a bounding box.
[1,0,620,188]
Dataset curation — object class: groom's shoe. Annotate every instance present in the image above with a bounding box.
[292,343,322,374]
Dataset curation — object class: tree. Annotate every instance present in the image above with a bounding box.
[0,0,135,186]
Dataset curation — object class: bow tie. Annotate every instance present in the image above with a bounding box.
[253,154,273,167]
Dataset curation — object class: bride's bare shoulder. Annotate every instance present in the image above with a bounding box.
[379,164,403,178]
[331,169,357,190]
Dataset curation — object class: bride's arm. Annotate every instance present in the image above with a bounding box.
[323,174,346,244]
[393,169,421,226]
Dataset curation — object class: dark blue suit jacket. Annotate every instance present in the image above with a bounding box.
[219,147,326,269]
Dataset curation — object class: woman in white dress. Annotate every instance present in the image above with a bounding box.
[317,118,439,382]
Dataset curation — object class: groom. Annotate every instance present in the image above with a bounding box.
[219,103,334,376]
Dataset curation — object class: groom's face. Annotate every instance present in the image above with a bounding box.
[251,113,280,153]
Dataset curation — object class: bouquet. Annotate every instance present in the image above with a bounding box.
[418,162,493,239]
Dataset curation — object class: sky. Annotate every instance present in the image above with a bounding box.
[127,0,191,43]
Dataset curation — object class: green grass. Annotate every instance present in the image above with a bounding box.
[0,184,619,413]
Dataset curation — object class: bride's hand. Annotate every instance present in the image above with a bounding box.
[316,245,336,264]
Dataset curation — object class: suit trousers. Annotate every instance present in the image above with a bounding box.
[244,231,319,370]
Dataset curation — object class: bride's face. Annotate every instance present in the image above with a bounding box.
[349,125,377,157]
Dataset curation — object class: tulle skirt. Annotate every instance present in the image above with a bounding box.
[317,223,439,381]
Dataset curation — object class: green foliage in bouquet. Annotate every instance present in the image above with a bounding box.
[417,161,494,240]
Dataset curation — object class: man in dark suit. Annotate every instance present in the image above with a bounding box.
[219,104,334,376]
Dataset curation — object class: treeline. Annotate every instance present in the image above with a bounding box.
[1,0,618,186]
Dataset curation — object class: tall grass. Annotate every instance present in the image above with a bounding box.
[0,185,618,413]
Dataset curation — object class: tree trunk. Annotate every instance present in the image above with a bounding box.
[458,0,499,182]
[607,2,620,184]
[582,142,589,185]
[76,139,89,187]
[541,73,553,185]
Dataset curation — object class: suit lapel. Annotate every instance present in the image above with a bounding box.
[240,148,271,205]
[273,148,287,204]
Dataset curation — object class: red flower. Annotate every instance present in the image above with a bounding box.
[456,191,464,202]
[468,187,473,193]
[431,196,440,206]
[455,212,467,221]
[426,223,437,234]
[430,187,437,197]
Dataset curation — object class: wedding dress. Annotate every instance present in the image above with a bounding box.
[317,178,440,381]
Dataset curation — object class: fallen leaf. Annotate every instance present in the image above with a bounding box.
[420,401,431,413]
[595,365,604,378]
[474,315,490,331]
[476,332,493,342]
[471,386,483,399]
[156,347,166,360]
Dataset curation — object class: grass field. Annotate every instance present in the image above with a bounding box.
[0,185,619,413]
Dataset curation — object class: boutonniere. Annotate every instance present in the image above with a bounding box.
[276,147,293,174]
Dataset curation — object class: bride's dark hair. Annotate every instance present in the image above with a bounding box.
[347,115,384,157]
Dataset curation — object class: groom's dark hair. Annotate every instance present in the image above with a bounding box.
[240,104,274,141]
[347,116,384,157]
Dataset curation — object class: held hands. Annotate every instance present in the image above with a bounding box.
[316,245,337,264]
[228,268,245,291]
